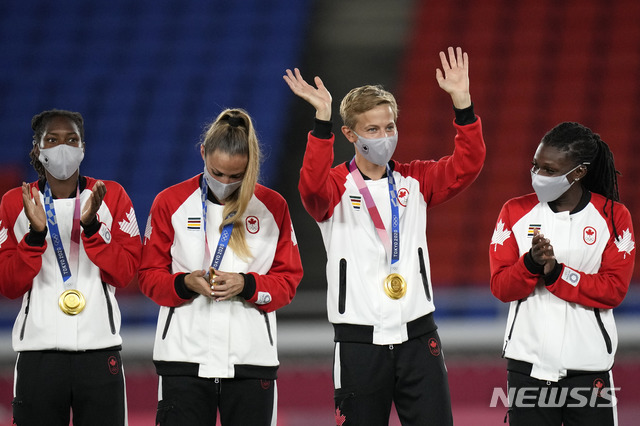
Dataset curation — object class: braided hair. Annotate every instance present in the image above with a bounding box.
[541,122,621,239]
[29,109,85,178]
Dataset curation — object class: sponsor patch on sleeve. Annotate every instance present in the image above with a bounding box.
[561,266,581,287]
[256,292,272,305]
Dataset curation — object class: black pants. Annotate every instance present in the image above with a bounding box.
[12,349,126,426]
[156,375,276,426]
[333,331,453,426]
[507,370,617,426]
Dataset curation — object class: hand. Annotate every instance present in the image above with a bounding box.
[184,269,214,298]
[435,46,471,109]
[531,230,556,274]
[283,68,332,121]
[22,183,46,232]
[209,269,245,302]
[81,180,106,225]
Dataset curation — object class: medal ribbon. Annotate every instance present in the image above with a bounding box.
[201,175,235,270]
[43,182,81,285]
[348,158,400,267]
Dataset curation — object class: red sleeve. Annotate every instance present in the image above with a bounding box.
[489,200,540,302]
[546,204,635,309]
[298,132,347,222]
[0,185,46,299]
[396,117,485,209]
[138,186,189,307]
[247,188,303,313]
[81,180,142,289]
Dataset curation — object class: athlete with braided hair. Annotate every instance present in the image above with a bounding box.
[489,122,636,425]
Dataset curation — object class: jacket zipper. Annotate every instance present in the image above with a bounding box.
[338,258,347,314]
[262,311,274,346]
[19,289,32,341]
[417,248,431,301]
[162,307,175,339]
[502,299,523,357]
[102,282,116,334]
[594,308,613,354]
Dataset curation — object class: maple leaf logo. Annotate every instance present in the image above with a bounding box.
[615,228,635,259]
[118,207,140,238]
[335,407,346,426]
[0,221,7,249]
[144,214,153,244]
[491,219,512,251]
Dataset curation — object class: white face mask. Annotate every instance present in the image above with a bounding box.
[353,131,398,166]
[38,144,84,180]
[530,164,581,203]
[203,165,242,201]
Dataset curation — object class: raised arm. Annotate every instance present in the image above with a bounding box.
[283,68,333,121]
[436,46,472,109]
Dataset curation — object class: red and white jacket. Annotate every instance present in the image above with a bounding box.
[490,191,636,381]
[299,116,485,345]
[0,177,142,352]
[139,175,302,379]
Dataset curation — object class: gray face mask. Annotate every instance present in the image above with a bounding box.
[38,144,84,180]
[530,164,582,203]
[353,131,398,166]
[203,165,242,201]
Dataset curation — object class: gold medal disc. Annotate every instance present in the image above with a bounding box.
[209,267,217,286]
[59,289,86,315]
[383,273,407,299]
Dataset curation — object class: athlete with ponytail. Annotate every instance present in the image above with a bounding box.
[139,108,303,426]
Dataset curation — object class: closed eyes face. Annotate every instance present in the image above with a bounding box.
[203,150,248,184]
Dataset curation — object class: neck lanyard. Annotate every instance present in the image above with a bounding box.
[348,158,400,267]
[201,175,235,270]
[43,181,81,285]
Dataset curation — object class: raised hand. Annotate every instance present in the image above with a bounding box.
[435,46,471,109]
[81,180,106,226]
[283,68,332,121]
[22,183,46,232]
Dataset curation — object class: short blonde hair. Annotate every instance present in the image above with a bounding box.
[339,85,399,129]
[201,108,261,260]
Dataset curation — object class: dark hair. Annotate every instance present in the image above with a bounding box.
[29,109,85,178]
[541,121,621,238]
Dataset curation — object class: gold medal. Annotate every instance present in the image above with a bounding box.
[383,273,407,299]
[209,267,217,286]
[59,289,86,315]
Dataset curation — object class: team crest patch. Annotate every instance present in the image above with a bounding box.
[583,226,597,245]
[593,378,605,397]
[397,188,409,207]
[108,356,119,375]
[349,195,362,211]
[246,216,259,234]
[527,224,542,237]
[428,337,441,356]
[187,217,201,230]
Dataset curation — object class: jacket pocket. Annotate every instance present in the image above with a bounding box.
[594,308,613,354]
[161,307,175,340]
[19,289,32,341]
[339,258,347,314]
[502,300,523,357]
[417,248,431,301]
[102,282,116,334]
[262,311,274,346]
